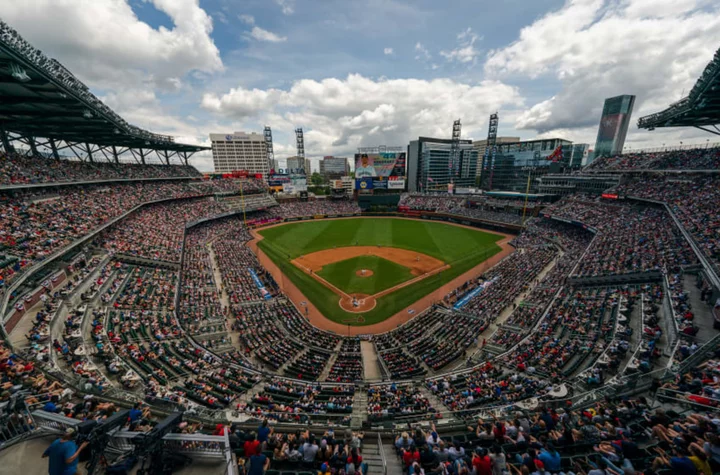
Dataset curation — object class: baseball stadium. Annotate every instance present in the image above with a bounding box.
[1,11,720,475]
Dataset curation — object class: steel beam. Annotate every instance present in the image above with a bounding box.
[49,139,60,159]
[0,127,15,153]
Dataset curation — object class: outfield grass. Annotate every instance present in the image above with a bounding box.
[258,218,503,325]
[317,255,415,295]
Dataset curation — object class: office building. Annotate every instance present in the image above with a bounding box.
[480,138,573,193]
[319,156,350,179]
[210,131,269,176]
[407,137,478,192]
[284,156,309,175]
[473,137,519,178]
[594,95,635,158]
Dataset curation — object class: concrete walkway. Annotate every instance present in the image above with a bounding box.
[361,340,381,380]
[206,243,244,353]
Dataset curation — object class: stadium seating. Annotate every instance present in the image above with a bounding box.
[2,151,720,475]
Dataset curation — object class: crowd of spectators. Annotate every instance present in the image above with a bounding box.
[0,151,201,186]
[587,146,720,171]
[613,174,720,271]
[0,180,233,295]
[368,383,437,421]
[271,199,361,218]
[100,197,228,262]
[544,197,697,277]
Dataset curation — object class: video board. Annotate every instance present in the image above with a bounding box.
[354,152,406,179]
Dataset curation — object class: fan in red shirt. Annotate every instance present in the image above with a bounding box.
[402,446,420,469]
[472,448,492,475]
[243,434,260,457]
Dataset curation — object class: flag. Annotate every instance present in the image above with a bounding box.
[546,145,563,162]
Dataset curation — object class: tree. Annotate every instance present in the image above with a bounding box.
[310,172,324,186]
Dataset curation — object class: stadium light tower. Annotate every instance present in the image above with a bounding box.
[450,119,461,180]
[295,127,305,159]
[264,125,274,171]
[483,112,499,189]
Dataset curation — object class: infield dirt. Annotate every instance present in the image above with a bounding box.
[247,217,515,335]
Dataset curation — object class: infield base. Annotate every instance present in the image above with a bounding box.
[339,293,376,313]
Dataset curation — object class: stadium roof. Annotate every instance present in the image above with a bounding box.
[0,21,208,153]
[638,47,720,134]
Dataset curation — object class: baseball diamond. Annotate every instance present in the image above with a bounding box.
[252,217,507,328]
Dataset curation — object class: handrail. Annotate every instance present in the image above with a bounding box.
[378,432,388,475]
[0,193,215,329]
[628,196,720,291]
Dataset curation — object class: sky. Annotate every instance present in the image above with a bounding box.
[4,0,720,171]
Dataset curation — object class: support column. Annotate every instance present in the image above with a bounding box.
[85,143,94,162]
[29,137,39,157]
[163,150,170,165]
[139,148,146,165]
[0,128,15,154]
[49,139,60,159]
[112,145,119,163]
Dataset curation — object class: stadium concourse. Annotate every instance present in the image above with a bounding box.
[0,146,719,475]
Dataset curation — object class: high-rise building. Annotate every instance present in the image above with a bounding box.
[594,95,635,158]
[407,137,477,192]
[480,138,573,192]
[474,137,520,178]
[210,132,269,176]
[319,156,349,178]
[285,156,308,174]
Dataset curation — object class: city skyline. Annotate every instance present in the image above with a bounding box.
[4,0,720,171]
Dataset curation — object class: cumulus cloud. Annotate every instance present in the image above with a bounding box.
[2,0,223,91]
[441,27,481,65]
[384,47,394,55]
[249,26,287,43]
[201,74,524,156]
[485,0,720,137]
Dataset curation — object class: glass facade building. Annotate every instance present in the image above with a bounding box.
[480,138,573,193]
[407,137,477,192]
[594,95,635,158]
[319,156,349,178]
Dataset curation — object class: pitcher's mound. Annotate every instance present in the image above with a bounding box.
[339,293,377,313]
[355,269,374,278]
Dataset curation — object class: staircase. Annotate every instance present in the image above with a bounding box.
[350,388,368,429]
[362,435,401,474]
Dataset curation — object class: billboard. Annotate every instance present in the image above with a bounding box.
[355,177,374,190]
[354,152,406,178]
[387,178,405,190]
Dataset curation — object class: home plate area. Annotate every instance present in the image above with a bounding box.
[291,246,449,314]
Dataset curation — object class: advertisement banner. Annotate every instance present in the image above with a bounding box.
[248,268,271,300]
[387,178,405,190]
[331,180,344,189]
[291,176,308,192]
[282,184,295,194]
[355,177,374,190]
[354,152,406,178]
[372,178,388,189]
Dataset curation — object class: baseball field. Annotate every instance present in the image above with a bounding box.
[256,218,503,326]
